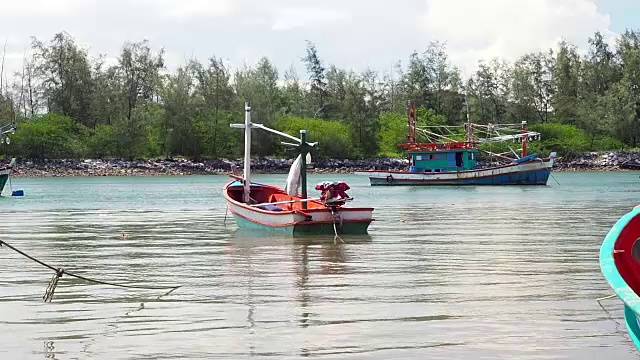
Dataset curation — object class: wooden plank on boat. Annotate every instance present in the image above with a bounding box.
[251,197,322,207]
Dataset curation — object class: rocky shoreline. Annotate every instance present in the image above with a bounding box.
[5,151,640,178]
[8,158,410,178]
[552,151,640,172]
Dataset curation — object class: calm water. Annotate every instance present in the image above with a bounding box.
[1,172,640,359]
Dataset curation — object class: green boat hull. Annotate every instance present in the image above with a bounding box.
[233,214,371,237]
[292,221,371,236]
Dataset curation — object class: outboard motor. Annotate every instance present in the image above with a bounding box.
[315,181,352,205]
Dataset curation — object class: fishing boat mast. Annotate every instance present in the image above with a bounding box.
[230,102,317,205]
[465,92,473,145]
[407,100,416,145]
[521,121,528,157]
[299,130,309,209]
[242,103,252,203]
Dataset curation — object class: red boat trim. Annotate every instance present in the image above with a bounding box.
[223,181,296,216]
[223,181,374,214]
[228,207,374,227]
[295,210,313,220]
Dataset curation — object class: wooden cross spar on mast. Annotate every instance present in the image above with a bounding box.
[230,102,317,207]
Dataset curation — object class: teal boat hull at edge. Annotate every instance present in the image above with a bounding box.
[233,214,296,235]
[599,206,640,351]
[625,304,640,349]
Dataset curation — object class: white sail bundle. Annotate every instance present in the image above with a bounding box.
[284,153,312,196]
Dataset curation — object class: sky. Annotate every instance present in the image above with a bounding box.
[0,0,639,81]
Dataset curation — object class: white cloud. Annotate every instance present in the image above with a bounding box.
[272,7,352,31]
[420,0,615,75]
[152,0,236,18]
[0,0,622,84]
[1,0,93,16]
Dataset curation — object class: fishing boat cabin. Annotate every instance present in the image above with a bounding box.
[397,100,544,174]
[400,101,480,173]
[407,146,478,173]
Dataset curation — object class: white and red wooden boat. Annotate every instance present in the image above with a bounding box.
[223,103,374,236]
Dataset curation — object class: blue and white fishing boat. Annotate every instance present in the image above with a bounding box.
[600,205,640,351]
[0,123,16,196]
[356,101,556,186]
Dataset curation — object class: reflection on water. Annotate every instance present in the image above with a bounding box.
[0,172,639,359]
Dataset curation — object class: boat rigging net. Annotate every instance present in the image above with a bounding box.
[400,101,542,161]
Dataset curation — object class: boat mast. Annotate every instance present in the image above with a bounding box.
[407,100,416,145]
[299,130,308,209]
[521,121,528,157]
[230,105,316,206]
[465,92,472,145]
[243,102,252,203]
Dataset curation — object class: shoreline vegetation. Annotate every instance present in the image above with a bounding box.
[2,31,640,170]
[9,151,640,178]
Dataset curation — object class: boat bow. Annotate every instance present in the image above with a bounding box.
[600,206,640,350]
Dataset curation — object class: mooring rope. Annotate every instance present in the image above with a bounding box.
[596,294,626,335]
[596,294,617,302]
[534,157,560,185]
[0,240,181,302]
[329,208,344,245]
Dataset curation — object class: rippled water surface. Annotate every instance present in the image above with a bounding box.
[1,172,640,359]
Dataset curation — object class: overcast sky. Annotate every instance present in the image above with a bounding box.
[0,0,638,80]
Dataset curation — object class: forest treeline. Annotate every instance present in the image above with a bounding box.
[0,30,639,160]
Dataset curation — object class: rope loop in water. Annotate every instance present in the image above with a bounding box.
[0,239,181,302]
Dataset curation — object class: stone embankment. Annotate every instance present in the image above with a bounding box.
[553,152,640,171]
[6,151,640,177]
[9,158,409,177]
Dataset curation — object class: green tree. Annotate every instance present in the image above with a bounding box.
[281,65,308,117]
[378,111,408,156]
[615,31,640,147]
[163,66,197,157]
[191,57,236,158]
[468,59,511,123]
[603,78,637,149]
[553,40,581,124]
[234,57,280,156]
[10,113,85,159]
[303,41,328,118]
[511,51,555,124]
[31,32,95,127]
[274,115,354,158]
[117,40,165,122]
